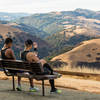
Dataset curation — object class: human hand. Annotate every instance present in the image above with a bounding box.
[33,42,38,48]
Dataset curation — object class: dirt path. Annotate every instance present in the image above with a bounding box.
[0,80,100,100]
[55,75,100,93]
[1,72,100,94]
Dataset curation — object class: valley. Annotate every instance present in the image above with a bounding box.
[0,8,100,70]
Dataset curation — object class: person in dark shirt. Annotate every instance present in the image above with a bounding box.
[19,39,61,94]
[1,38,16,74]
[16,41,39,92]
[1,38,15,60]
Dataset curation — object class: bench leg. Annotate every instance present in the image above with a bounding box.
[12,75,15,91]
[42,80,45,96]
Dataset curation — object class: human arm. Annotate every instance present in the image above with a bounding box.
[5,49,16,60]
[26,52,40,63]
[33,42,38,56]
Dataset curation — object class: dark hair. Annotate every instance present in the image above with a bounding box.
[25,39,33,46]
[4,38,13,44]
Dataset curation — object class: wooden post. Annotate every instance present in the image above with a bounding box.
[12,75,15,91]
[42,80,45,96]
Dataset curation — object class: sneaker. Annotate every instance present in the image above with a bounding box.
[53,72,62,78]
[29,87,39,92]
[50,88,62,94]
[24,72,30,75]
[16,86,22,91]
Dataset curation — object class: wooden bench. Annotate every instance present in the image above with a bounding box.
[0,59,61,96]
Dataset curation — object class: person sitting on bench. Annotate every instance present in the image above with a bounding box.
[1,38,16,74]
[19,39,61,94]
[1,38,15,60]
[16,42,39,92]
[0,38,38,92]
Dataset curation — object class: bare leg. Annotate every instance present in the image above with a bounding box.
[18,76,21,86]
[16,76,22,91]
[39,59,47,66]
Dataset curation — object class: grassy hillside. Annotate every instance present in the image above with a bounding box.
[51,39,100,72]
[10,23,48,38]
[17,8,100,37]
[3,8,100,61]
[0,21,47,38]
[16,9,100,58]
[44,27,98,61]
[0,24,50,58]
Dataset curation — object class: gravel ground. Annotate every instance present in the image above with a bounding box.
[0,80,100,100]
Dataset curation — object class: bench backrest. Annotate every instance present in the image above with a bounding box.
[0,59,44,74]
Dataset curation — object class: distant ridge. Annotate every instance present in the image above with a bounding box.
[17,8,100,36]
[0,12,30,21]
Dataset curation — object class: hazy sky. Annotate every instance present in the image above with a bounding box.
[0,0,100,13]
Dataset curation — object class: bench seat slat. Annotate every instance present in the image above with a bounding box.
[0,59,61,80]
[17,73,59,80]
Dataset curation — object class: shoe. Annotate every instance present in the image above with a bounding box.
[24,72,30,75]
[29,87,39,92]
[16,86,22,91]
[50,88,62,94]
[53,72,62,78]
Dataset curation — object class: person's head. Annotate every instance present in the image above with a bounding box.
[25,39,33,49]
[4,38,13,48]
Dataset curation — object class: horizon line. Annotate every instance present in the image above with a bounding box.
[0,8,99,14]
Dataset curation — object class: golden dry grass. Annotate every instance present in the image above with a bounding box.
[52,39,100,73]
[54,65,100,74]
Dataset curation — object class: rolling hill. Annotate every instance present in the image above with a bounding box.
[0,24,50,58]
[16,9,100,56]
[51,39,100,71]
[17,8,100,36]
[1,9,100,62]
[44,28,98,61]
[0,12,30,21]
[10,23,48,38]
[0,20,48,38]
